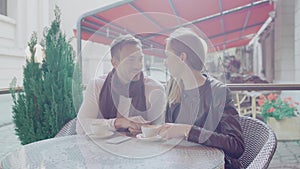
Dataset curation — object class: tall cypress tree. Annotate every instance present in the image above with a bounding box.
[10,6,82,145]
[10,33,45,144]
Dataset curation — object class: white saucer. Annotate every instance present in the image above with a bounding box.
[88,131,114,139]
[136,134,163,142]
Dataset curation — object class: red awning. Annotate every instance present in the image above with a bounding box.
[75,0,274,52]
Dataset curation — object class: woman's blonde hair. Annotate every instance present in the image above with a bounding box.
[166,77,181,105]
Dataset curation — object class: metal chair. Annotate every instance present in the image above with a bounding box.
[239,116,277,169]
[55,118,77,137]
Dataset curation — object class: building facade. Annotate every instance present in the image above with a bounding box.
[0,0,299,89]
[0,0,118,88]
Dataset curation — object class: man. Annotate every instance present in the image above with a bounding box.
[76,34,165,135]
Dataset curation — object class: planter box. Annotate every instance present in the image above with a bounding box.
[267,116,300,141]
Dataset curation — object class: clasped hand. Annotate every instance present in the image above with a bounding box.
[115,116,150,135]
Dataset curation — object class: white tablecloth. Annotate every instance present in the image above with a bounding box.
[1,135,224,169]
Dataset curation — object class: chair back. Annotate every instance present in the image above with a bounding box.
[239,116,277,169]
[55,118,77,137]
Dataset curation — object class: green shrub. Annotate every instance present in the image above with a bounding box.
[10,6,82,145]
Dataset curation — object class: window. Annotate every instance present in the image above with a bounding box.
[0,0,7,16]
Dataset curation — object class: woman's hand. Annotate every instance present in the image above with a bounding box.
[157,123,192,139]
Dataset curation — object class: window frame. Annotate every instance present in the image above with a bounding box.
[0,0,7,16]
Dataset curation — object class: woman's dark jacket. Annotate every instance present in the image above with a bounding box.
[165,76,245,169]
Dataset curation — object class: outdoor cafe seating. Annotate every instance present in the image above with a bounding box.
[56,116,277,169]
[0,118,226,169]
[0,116,277,169]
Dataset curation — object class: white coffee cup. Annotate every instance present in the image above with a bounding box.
[141,125,159,138]
[90,124,109,135]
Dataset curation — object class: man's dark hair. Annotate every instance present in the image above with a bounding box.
[110,34,142,60]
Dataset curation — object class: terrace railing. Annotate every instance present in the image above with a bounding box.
[2,83,300,119]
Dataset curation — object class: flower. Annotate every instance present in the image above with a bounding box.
[25,44,45,64]
[258,93,300,122]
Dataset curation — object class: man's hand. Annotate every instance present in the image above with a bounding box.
[114,116,150,135]
[114,117,139,130]
[128,116,150,125]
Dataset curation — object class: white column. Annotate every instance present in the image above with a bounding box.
[252,40,263,77]
[23,0,50,43]
[26,0,38,40]
[295,0,300,83]
[274,0,295,83]
[37,0,50,37]
[15,0,27,49]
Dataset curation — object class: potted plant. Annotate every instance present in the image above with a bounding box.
[258,93,300,140]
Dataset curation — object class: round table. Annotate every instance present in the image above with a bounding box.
[1,135,224,169]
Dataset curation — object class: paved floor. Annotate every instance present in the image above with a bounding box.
[0,124,21,160]
[0,94,13,127]
[269,141,300,169]
[0,123,300,168]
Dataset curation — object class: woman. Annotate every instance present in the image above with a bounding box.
[158,28,245,169]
